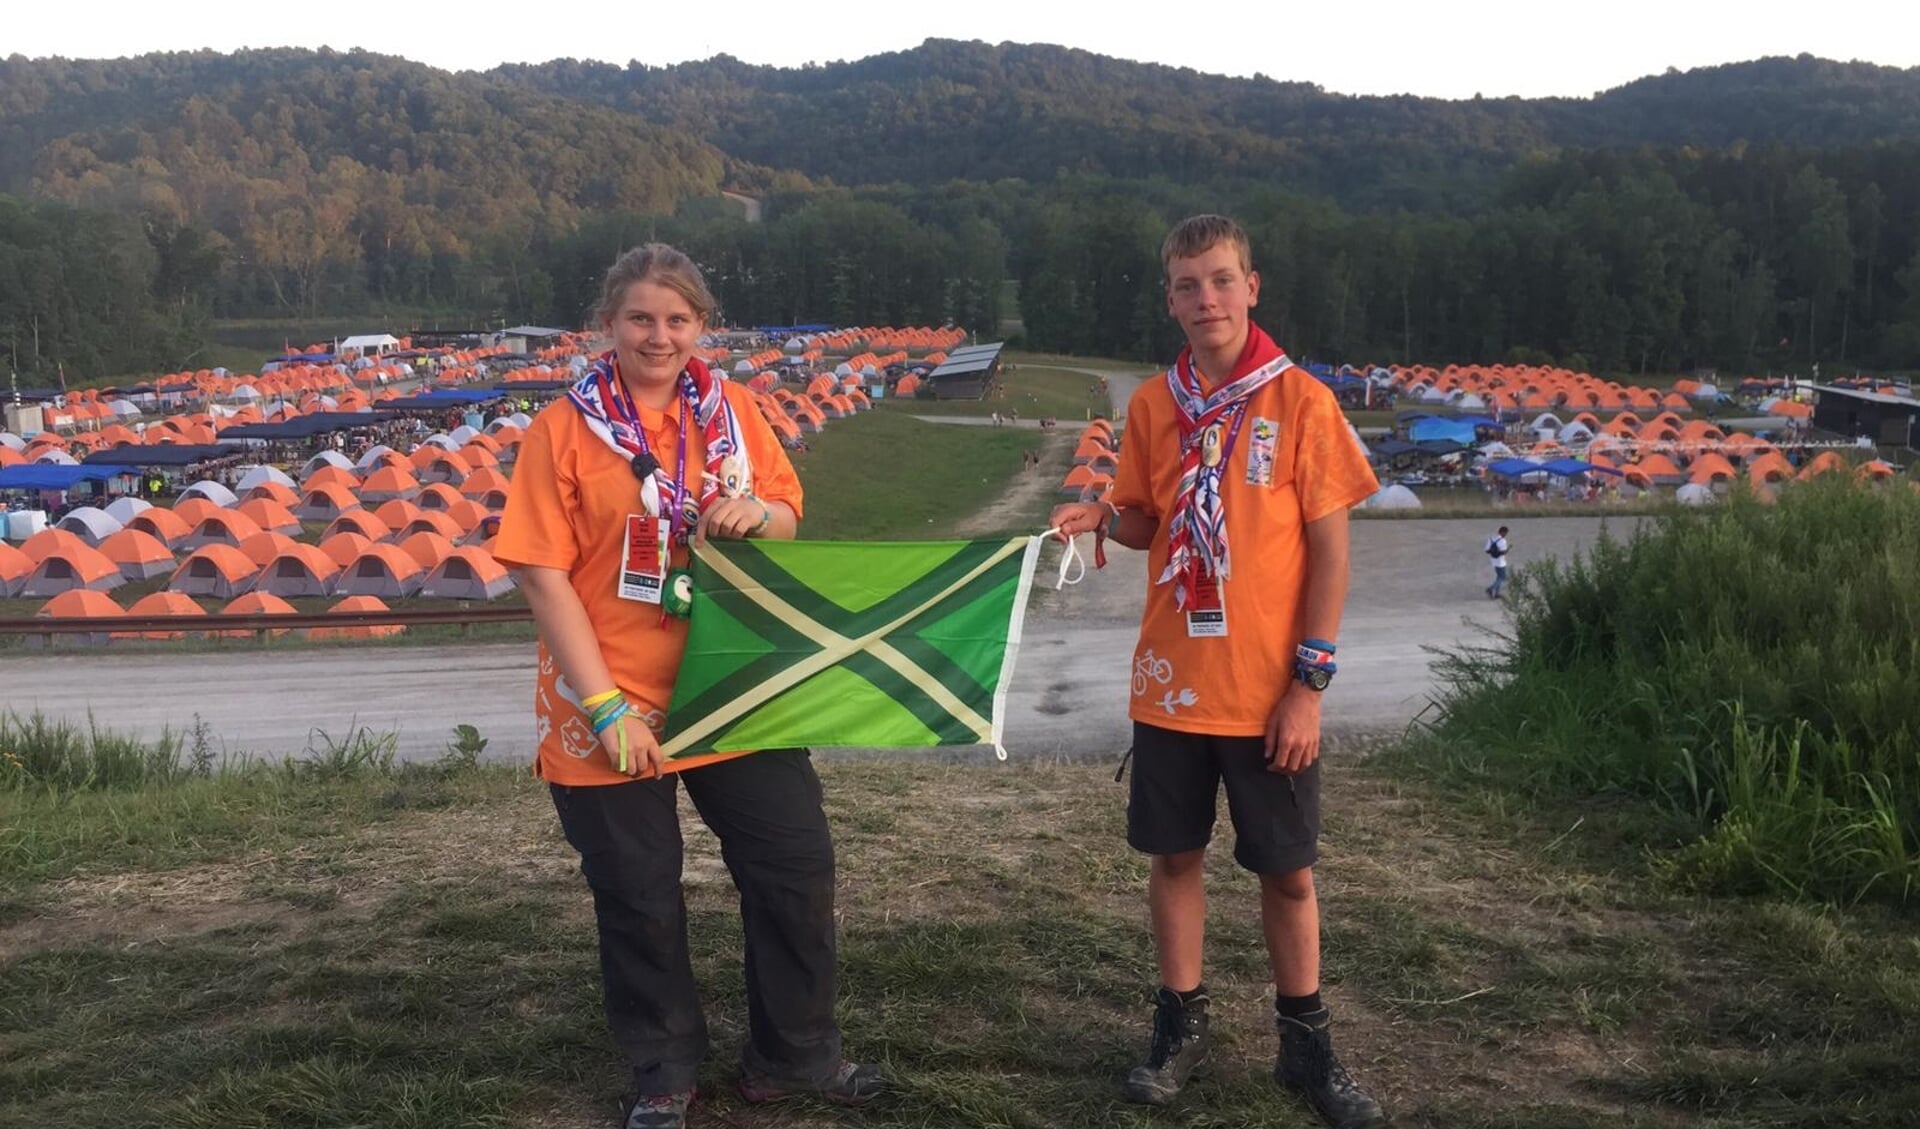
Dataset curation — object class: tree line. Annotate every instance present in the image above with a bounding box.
[1,48,1917,380]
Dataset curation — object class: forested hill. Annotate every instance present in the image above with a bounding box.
[0,50,736,277]
[4,44,1919,380]
[492,42,1920,208]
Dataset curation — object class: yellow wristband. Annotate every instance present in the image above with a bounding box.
[582,688,623,709]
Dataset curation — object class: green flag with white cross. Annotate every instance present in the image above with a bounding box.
[662,537,1043,758]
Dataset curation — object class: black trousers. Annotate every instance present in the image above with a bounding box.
[550,748,842,1095]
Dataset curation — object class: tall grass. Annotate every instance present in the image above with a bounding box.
[0,709,413,793]
[1419,479,1920,905]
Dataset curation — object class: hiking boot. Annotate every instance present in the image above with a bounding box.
[738,1058,885,1106]
[1123,986,1211,1105]
[619,1087,693,1129]
[1275,1008,1386,1128]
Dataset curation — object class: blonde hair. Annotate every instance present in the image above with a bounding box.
[596,243,717,327]
[1161,214,1253,280]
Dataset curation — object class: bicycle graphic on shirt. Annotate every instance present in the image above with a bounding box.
[1132,649,1198,716]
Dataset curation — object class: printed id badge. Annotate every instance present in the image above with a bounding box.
[1246,417,1278,486]
[618,514,668,604]
[1186,573,1228,638]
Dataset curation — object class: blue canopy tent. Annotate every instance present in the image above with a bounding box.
[378,389,509,410]
[1538,458,1624,478]
[0,464,141,490]
[1407,417,1481,445]
[1483,458,1551,479]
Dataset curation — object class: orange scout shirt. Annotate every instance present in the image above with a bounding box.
[1109,367,1377,736]
[493,383,804,785]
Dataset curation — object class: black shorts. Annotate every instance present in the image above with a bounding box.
[1125,721,1321,874]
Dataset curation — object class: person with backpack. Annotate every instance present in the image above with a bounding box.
[1485,526,1510,599]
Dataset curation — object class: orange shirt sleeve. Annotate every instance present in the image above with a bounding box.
[728,386,804,521]
[1293,380,1379,523]
[1110,383,1160,516]
[493,408,580,571]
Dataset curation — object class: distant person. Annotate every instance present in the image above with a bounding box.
[1049,214,1385,1129]
[1484,526,1510,599]
[495,243,880,1129]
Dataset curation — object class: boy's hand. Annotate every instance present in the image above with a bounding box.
[1264,685,1322,773]
[1048,502,1109,541]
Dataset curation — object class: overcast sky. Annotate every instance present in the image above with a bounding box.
[11,1,1918,100]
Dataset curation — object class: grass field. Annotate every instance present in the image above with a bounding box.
[879,359,1129,423]
[3,728,1914,1129]
[786,412,1043,540]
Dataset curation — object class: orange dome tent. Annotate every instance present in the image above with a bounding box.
[318,531,374,571]
[296,482,362,522]
[20,528,90,565]
[321,512,392,543]
[308,595,405,640]
[333,544,425,598]
[396,531,456,571]
[256,544,341,599]
[20,543,126,597]
[126,508,193,549]
[371,499,423,532]
[418,547,516,600]
[218,591,300,639]
[36,588,123,645]
[237,531,300,568]
[0,541,33,597]
[97,529,177,582]
[117,591,209,641]
[169,544,259,599]
[182,510,266,551]
[236,499,302,536]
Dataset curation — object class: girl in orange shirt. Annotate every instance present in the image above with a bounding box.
[496,244,881,1129]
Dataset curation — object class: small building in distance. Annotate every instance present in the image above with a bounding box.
[926,342,1005,400]
[1808,383,1920,448]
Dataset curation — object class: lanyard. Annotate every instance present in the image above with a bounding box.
[609,359,694,543]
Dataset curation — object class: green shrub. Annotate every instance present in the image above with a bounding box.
[1422,478,1920,905]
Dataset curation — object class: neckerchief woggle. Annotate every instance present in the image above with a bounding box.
[1158,325,1294,610]
[566,351,752,546]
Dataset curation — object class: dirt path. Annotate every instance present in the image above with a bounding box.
[951,428,1076,537]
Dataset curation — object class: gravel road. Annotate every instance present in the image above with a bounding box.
[3,517,1625,765]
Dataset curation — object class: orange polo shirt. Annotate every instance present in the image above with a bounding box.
[493,383,803,785]
[1110,365,1377,736]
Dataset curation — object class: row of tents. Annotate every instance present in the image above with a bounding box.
[31,589,415,643]
[1059,420,1119,501]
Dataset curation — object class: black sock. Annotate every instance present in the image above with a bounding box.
[1171,983,1208,1006]
[1276,991,1323,1018]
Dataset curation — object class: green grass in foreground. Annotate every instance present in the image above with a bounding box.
[3,725,1916,1129]
[1404,477,1920,907]
[791,411,1041,540]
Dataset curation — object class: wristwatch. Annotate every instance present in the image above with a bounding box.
[1294,637,1336,692]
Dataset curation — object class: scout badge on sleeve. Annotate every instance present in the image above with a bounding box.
[1246,417,1277,486]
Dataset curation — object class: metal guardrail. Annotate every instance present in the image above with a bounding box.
[0,605,534,644]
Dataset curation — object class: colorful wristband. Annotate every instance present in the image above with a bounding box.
[590,700,630,735]
[1296,641,1337,668]
[581,688,623,710]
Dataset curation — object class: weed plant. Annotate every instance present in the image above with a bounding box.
[1414,477,1920,905]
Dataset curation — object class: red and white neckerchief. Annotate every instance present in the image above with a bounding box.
[1157,327,1292,609]
[567,350,750,544]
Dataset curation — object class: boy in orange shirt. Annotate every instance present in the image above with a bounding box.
[1051,215,1384,1128]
